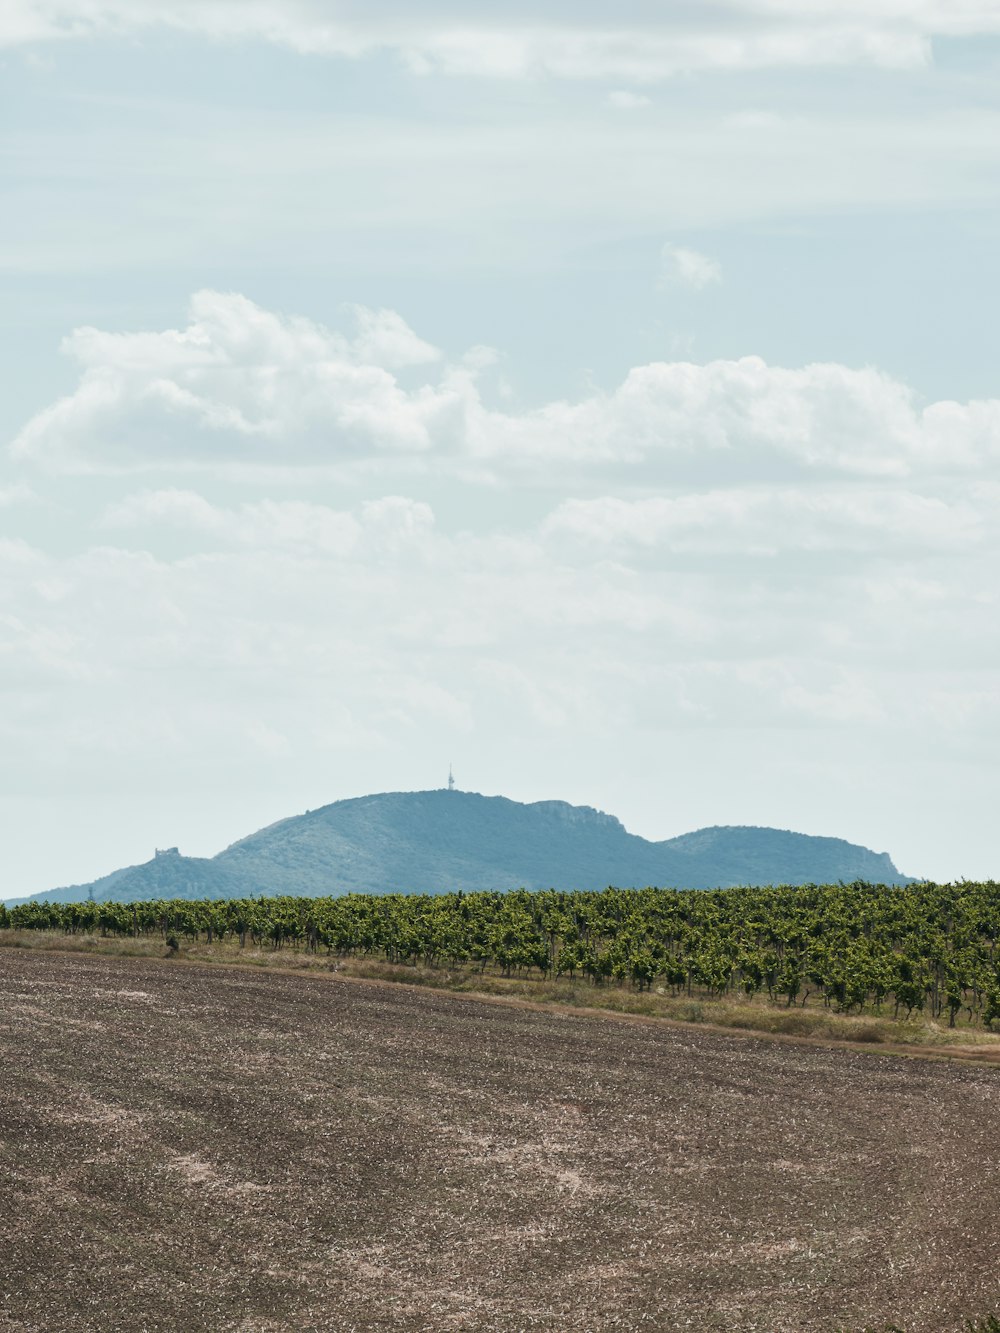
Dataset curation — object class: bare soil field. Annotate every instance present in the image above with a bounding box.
[1,949,998,1333]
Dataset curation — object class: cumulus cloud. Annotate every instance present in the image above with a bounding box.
[659,242,723,291]
[12,291,1000,484]
[11,293,455,472]
[8,0,998,76]
[341,306,442,369]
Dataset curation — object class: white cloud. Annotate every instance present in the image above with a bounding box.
[724,110,786,132]
[8,0,998,76]
[659,242,724,291]
[750,1,1000,34]
[0,537,44,568]
[542,487,991,558]
[102,489,435,560]
[13,292,1000,485]
[0,483,35,507]
[1,482,996,782]
[11,293,457,472]
[606,91,652,110]
[341,306,442,370]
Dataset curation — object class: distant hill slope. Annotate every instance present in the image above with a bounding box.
[7,789,912,906]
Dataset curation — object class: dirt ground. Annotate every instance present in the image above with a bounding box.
[1,949,998,1333]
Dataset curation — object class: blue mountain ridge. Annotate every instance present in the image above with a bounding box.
[5,788,913,906]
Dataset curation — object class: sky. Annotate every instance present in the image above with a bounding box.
[3,2,1000,894]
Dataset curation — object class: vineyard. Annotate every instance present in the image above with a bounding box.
[6,879,1000,1028]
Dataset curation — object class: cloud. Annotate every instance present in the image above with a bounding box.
[13,291,1000,484]
[606,91,652,110]
[102,489,435,560]
[0,483,36,507]
[2,481,997,787]
[659,242,723,291]
[8,0,998,77]
[341,306,442,370]
[11,293,455,473]
[98,482,993,577]
[541,488,989,558]
[724,110,786,132]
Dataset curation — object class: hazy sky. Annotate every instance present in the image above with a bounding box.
[3,2,1000,893]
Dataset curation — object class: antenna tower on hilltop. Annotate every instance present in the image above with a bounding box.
[448,763,456,792]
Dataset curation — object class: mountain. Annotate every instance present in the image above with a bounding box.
[6,789,912,906]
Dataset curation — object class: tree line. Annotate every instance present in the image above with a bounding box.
[3,880,1000,1027]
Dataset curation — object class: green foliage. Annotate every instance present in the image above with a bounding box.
[5,879,1000,1026]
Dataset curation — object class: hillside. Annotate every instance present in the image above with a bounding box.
[6,789,911,906]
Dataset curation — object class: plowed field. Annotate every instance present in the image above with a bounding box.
[1,948,998,1332]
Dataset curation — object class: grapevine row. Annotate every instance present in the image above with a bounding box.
[4,880,1000,1026]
